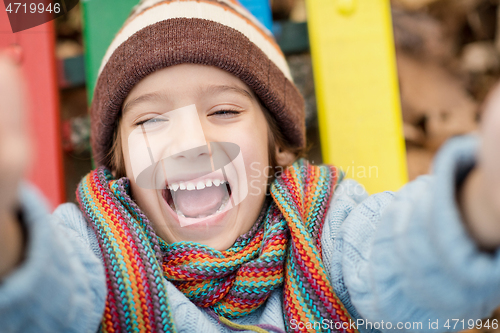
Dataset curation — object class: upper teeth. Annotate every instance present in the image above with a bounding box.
[168,179,226,191]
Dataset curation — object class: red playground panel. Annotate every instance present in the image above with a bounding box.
[1,7,65,209]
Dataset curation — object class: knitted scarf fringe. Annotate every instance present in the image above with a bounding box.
[77,159,358,333]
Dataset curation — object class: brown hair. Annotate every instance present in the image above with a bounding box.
[107,117,125,178]
[262,107,307,183]
[107,107,307,180]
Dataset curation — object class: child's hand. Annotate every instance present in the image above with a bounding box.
[460,84,500,250]
[0,50,30,278]
[0,50,30,213]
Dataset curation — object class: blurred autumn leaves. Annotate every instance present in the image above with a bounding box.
[392,0,499,180]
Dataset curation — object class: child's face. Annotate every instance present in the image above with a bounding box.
[120,64,272,250]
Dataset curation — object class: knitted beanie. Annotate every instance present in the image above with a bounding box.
[90,0,306,168]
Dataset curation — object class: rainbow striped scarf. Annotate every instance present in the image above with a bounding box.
[77,159,357,333]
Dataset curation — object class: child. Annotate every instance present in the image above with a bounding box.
[1,0,500,332]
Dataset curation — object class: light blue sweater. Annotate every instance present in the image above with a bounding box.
[1,135,500,333]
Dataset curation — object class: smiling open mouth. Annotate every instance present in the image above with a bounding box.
[162,178,232,219]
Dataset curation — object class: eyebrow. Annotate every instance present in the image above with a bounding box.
[122,84,255,114]
[202,84,254,101]
[122,91,169,114]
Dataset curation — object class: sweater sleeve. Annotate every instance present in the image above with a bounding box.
[0,185,106,333]
[321,135,500,333]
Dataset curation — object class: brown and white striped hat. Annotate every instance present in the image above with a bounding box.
[90,0,305,168]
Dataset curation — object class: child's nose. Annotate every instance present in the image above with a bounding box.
[166,105,208,161]
[173,145,209,162]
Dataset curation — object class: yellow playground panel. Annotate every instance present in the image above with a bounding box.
[306,0,408,194]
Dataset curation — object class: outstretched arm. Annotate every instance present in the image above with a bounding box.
[0,52,30,279]
[459,86,500,250]
[322,85,500,332]
[324,136,500,333]
[0,52,106,333]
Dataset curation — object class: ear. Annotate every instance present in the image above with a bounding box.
[275,145,295,167]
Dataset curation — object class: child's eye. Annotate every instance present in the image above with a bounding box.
[135,117,168,128]
[209,110,241,118]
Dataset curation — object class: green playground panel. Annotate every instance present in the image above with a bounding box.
[82,0,138,104]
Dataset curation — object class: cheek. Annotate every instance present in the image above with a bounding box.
[130,182,164,220]
[237,116,269,162]
[244,126,270,186]
[239,139,270,199]
[121,136,162,218]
